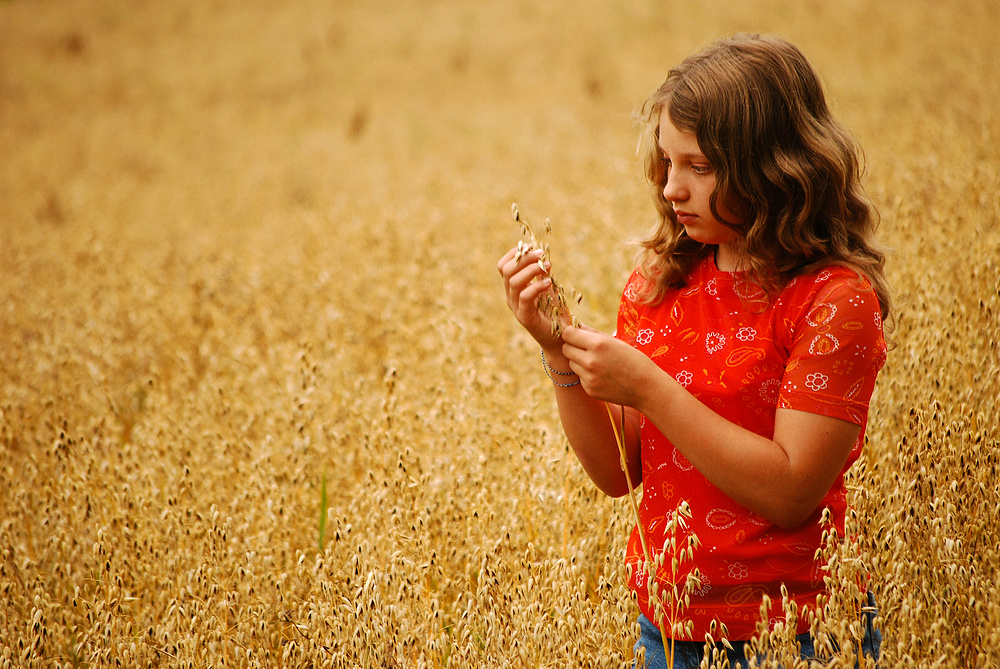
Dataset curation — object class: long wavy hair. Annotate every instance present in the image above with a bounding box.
[634,33,892,331]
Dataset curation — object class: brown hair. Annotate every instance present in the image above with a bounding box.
[634,33,892,330]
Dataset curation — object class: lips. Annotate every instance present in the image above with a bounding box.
[674,210,697,225]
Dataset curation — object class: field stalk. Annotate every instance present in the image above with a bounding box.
[605,403,671,660]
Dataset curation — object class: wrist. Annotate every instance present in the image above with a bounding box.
[540,348,580,387]
[632,356,673,414]
[539,344,569,369]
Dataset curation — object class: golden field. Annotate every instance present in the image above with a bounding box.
[1,0,998,666]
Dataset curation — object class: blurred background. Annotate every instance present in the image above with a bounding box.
[2,0,998,666]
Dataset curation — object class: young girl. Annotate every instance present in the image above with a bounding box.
[498,34,888,667]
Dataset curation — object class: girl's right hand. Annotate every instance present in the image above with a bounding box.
[497,246,563,353]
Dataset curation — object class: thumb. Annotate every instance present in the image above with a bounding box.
[562,323,605,347]
[574,322,604,334]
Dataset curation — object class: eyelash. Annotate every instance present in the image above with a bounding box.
[663,158,712,175]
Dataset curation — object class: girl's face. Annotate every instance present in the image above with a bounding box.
[658,108,742,270]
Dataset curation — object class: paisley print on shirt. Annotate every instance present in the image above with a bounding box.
[616,255,886,640]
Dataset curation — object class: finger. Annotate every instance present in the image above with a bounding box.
[506,254,549,295]
[560,339,586,370]
[516,277,553,312]
[499,247,541,282]
[561,325,583,345]
[497,247,518,274]
[505,271,553,326]
[564,324,608,347]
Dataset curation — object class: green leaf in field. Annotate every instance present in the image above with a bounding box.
[318,472,328,550]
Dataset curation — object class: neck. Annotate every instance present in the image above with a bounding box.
[714,243,740,272]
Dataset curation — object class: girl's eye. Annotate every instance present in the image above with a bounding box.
[692,164,712,175]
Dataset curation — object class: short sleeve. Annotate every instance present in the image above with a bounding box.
[778,270,887,425]
[615,270,644,346]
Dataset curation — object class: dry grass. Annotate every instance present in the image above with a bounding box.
[1,0,998,666]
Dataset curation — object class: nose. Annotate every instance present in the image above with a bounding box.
[662,169,686,203]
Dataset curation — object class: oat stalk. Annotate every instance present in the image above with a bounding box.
[655,501,701,666]
[606,403,652,564]
[515,201,690,658]
[605,402,675,660]
[511,202,582,337]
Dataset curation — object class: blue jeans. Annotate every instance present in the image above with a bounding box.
[634,592,881,668]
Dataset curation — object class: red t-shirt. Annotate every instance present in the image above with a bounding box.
[615,253,887,640]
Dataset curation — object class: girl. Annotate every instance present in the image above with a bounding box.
[498,34,888,668]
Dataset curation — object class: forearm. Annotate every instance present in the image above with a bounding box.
[635,369,853,529]
[543,348,641,497]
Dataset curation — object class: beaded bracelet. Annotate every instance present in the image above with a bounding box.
[540,348,581,387]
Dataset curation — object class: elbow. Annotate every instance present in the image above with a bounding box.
[576,452,639,499]
[601,481,632,499]
[771,513,810,531]
[764,471,836,529]
[590,469,638,499]
[769,500,823,531]
[590,474,631,499]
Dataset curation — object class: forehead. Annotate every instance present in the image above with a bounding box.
[657,107,704,157]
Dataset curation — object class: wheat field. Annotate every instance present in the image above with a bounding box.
[1,0,998,667]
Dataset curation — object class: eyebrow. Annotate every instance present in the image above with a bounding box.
[658,147,709,161]
[656,140,708,161]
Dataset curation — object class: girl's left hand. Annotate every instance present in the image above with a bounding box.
[561,325,660,408]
